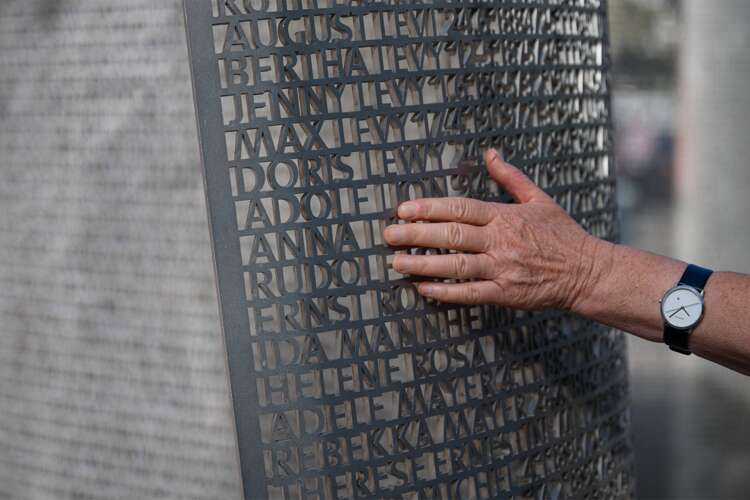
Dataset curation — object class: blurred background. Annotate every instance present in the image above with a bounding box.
[610,0,750,497]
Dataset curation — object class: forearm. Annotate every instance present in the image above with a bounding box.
[573,239,750,375]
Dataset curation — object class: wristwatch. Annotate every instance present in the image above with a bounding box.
[660,264,713,355]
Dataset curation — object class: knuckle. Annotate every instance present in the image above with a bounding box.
[446,223,463,247]
[451,199,471,220]
[481,255,499,279]
[483,228,500,251]
[465,285,481,303]
[487,204,502,222]
[454,254,470,278]
[481,231,494,253]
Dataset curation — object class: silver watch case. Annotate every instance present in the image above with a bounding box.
[659,284,705,330]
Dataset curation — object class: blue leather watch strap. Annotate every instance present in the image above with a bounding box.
[679,264,713,291]
[663,264,714,355]
[664,325,692,354]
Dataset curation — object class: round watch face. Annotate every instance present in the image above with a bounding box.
[661,285,704,329]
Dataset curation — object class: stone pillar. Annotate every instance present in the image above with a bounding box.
[677,0,750,273]
[669,1,750,496]
[0,1,242,498]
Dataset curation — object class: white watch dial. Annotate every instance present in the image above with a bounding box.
[661,286,703,329]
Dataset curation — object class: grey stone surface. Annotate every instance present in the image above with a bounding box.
[0,1,242,498]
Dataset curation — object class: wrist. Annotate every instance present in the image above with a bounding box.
[566,235,617,316]
[567,238,689,343]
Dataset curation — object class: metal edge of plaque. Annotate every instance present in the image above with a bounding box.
[184,1,265,498]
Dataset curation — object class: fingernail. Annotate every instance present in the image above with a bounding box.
[493,148,504,161]
[392,254,410,272]
[398,202,417,219]
[419,283,436,296]
[391,255,404,272]
[384,225,405,245]
[486,148,499,162]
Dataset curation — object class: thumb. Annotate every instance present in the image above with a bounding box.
[484,148,550,204]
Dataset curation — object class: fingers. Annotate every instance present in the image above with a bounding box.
[392,253,495,280]
[384,222,489,253]
[484,148,551,204]
[416,280,500,305]
[397,197,498,225]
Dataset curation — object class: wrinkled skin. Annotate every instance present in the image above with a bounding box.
[383,148,601,311]
[383,149,750,377]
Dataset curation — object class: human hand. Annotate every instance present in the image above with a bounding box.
[383,148,604,310]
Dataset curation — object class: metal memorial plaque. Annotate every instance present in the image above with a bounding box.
[184,0,633,498]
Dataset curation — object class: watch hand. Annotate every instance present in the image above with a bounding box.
[668,308,683,318]
[665,303,701,316]
[682,306,690,317]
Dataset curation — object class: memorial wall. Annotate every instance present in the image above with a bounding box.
[186,0,633,498]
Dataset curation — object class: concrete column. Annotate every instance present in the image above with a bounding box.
[669,1,750,496]
[677,0,750,273]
